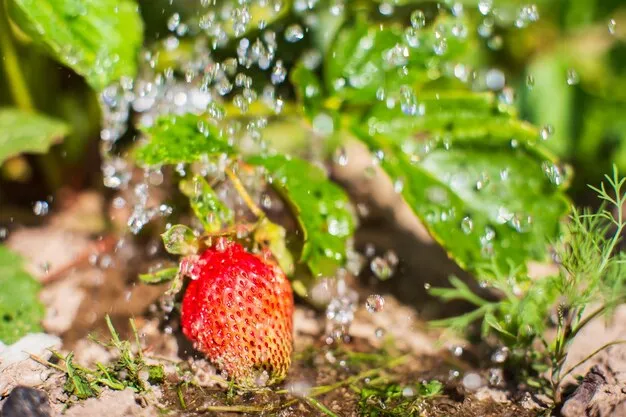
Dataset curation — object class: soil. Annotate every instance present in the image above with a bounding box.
[1,187,624,417]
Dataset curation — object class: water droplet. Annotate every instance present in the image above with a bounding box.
[325,280,358,340]
[400,85,418,116]
[393,178,405,193]
[366,294,385,313]
[485,68,505,90]
[478,0,493,15]
[542,161,565,186]
[487,35,503,50]
[375,327,385,338]
[462,372,484,391]
[475,173,490,190]
[285,24,304,42]
[379,1,394,16]
[461,216,474,234]
[312,113,334,136]
[271,60,287,84]
[167,13,181,32]
[334,147,349,166]
[410,10,426,29]
[566,68,579,85]
[451,345,464,357]
[370,257,394,280]
[608,18,617,35]
[402,386,415,397]
[515,5,539,28]
[433,37,447,55]
[404,27,420,48]
[385,250,399,268]
[483,226,496,241]
[33,201,49,216]
[509,213,533,232]
[540,124,554,140]
[488,368,504,386]
[287,380,312,397]
[491,346,509,363]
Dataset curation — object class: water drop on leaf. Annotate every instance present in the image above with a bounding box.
[410,10,426,29]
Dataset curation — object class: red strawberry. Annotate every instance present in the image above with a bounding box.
[180,238,294,386]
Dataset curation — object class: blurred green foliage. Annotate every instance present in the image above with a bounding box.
[0,0,623,198]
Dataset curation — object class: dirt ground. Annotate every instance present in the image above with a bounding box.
[1,188,625,417]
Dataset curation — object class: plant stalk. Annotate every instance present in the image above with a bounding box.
[225,166,265,218]
[0,0,62,190]
[0,1,34,112]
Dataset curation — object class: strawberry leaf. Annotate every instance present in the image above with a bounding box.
[0,245,45,344]
[353,91,570,272]
[161,225,199,255]
[7,0,143,91]
[135,114,233,166]
[0,107,69,164]
[254,218,294,276]
[326,15,475,105]
[248,154,356,278]
[291,63,323,121]
[180,175,234,233]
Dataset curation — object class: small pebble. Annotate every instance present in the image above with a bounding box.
[2,386,52,417]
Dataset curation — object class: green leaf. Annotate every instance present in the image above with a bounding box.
[254,217,295,276]
[418,380,443,398]
[63,352,98,399]
[428,276,488,307]
[180,175,234,233]
[0,108,69,164]
[522,53,573,158]
[291,63,323,121]
[353,91,570,273]
[135,113,234,166]
[0,245,45,344]
[484,312,516,339]
[248,154,355,277]
[148,364,165,384]
[139,267,179,284]
[7,0,143,91]
[161,225,199,255]
[325,16,475,104]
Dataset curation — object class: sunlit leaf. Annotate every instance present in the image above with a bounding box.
[0,108,69,164]
[254,217,294,276]
[248,154,356,277]
[291,63,323,121]
[180,175,234,233]
[0,245,45,344]
[353,91,570,273]
[161,224,199,255]
[326,16,476,104]
[135,113,234,166]
[8,0,143,91]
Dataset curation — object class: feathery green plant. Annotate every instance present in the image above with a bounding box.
[430,166,626,405]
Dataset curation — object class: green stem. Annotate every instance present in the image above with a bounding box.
[225,166,265,218]
[570,298,626,339]
[0,1,34,111]
[304,397,341,417]
[0,0,62,190]
[559,339,626,381]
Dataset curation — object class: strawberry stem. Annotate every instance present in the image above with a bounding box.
[225,166,265,219]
